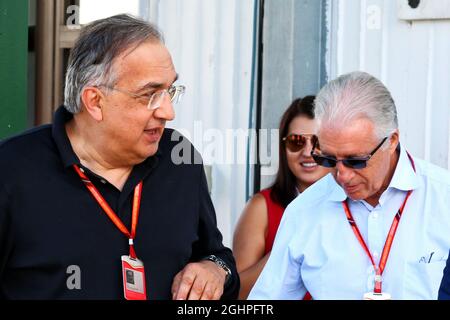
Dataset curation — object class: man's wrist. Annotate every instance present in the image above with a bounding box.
[203,255,232,286]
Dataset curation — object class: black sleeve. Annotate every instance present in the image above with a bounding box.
[191,163,240,300]
[0,183,12,295]
[438,252,450,300]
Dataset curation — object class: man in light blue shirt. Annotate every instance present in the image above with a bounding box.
[249,71,450,300]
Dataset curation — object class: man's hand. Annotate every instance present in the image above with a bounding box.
[171,260,227,300]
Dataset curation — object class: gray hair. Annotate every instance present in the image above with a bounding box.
[314,71,398,140]
[64,14,164,114]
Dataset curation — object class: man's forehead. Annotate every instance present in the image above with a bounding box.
[120,39,169,58]
[318,117,375,137]
[134,73,179,92]
[317,120,378,155]
[114,41,177,86]
[115,41,173,69]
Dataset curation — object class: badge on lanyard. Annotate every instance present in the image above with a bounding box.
[363,292,392,300]
[122,255,147,300]
[363,274,391,300]
[73,165,147,300]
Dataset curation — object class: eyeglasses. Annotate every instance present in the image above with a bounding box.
[100,84,186,110]
[282,134,316,153]
[311,136,388,169]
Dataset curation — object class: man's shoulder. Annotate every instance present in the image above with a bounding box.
[0,125,53,160]
[284,174,339,222]
[294,173,337,204]
[274,174,341,250]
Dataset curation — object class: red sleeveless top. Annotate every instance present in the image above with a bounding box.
[260,189,284,254]
[259,188,312,300]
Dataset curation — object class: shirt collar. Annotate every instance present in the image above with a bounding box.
[52,106,80,168]
[328,143,420,203]
[387,144,420,192]
[51,106,162,170]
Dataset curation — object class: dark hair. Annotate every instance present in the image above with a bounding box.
[64,14,164,113]
[270,95,315,208]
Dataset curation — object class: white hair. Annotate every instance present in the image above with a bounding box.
[314,71,398,140]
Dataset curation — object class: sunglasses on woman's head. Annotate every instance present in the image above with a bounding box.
[283,134,318,153]
[311,137,388,169]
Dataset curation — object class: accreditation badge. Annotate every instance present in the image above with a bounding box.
[121,255,147,300]
[363,292,391,300]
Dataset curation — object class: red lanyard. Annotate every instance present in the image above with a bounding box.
[73,165,143,259]
[342,152,416,293]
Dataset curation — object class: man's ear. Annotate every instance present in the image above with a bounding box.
[389,129,400,154]
[80,87,104,122]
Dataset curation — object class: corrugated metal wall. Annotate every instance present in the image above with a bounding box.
[327,0,450,170]
[145,0,256,246]
[80,0,140,23]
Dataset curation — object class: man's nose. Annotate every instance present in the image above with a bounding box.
[154,94,175,121]
[335,161,354,185]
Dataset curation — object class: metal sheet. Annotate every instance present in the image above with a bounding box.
[146,0,256,246]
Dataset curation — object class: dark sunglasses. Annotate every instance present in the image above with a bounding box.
[311,137,388,169]
[282,134,317,152]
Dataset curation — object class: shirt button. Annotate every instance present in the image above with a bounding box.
[101,179,107,184]
[373,251,379,258]
[373,213,379,219]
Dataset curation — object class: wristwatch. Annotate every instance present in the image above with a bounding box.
[204,255,232,285]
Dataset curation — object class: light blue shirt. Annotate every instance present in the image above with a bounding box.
[249,146,450,300]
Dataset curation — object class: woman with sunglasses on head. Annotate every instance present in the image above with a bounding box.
[233,96,331,300]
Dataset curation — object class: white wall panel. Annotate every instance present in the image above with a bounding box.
[144,0,256,246]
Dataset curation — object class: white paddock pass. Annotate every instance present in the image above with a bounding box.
[121,255,147,300]
[364,292,391,300]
